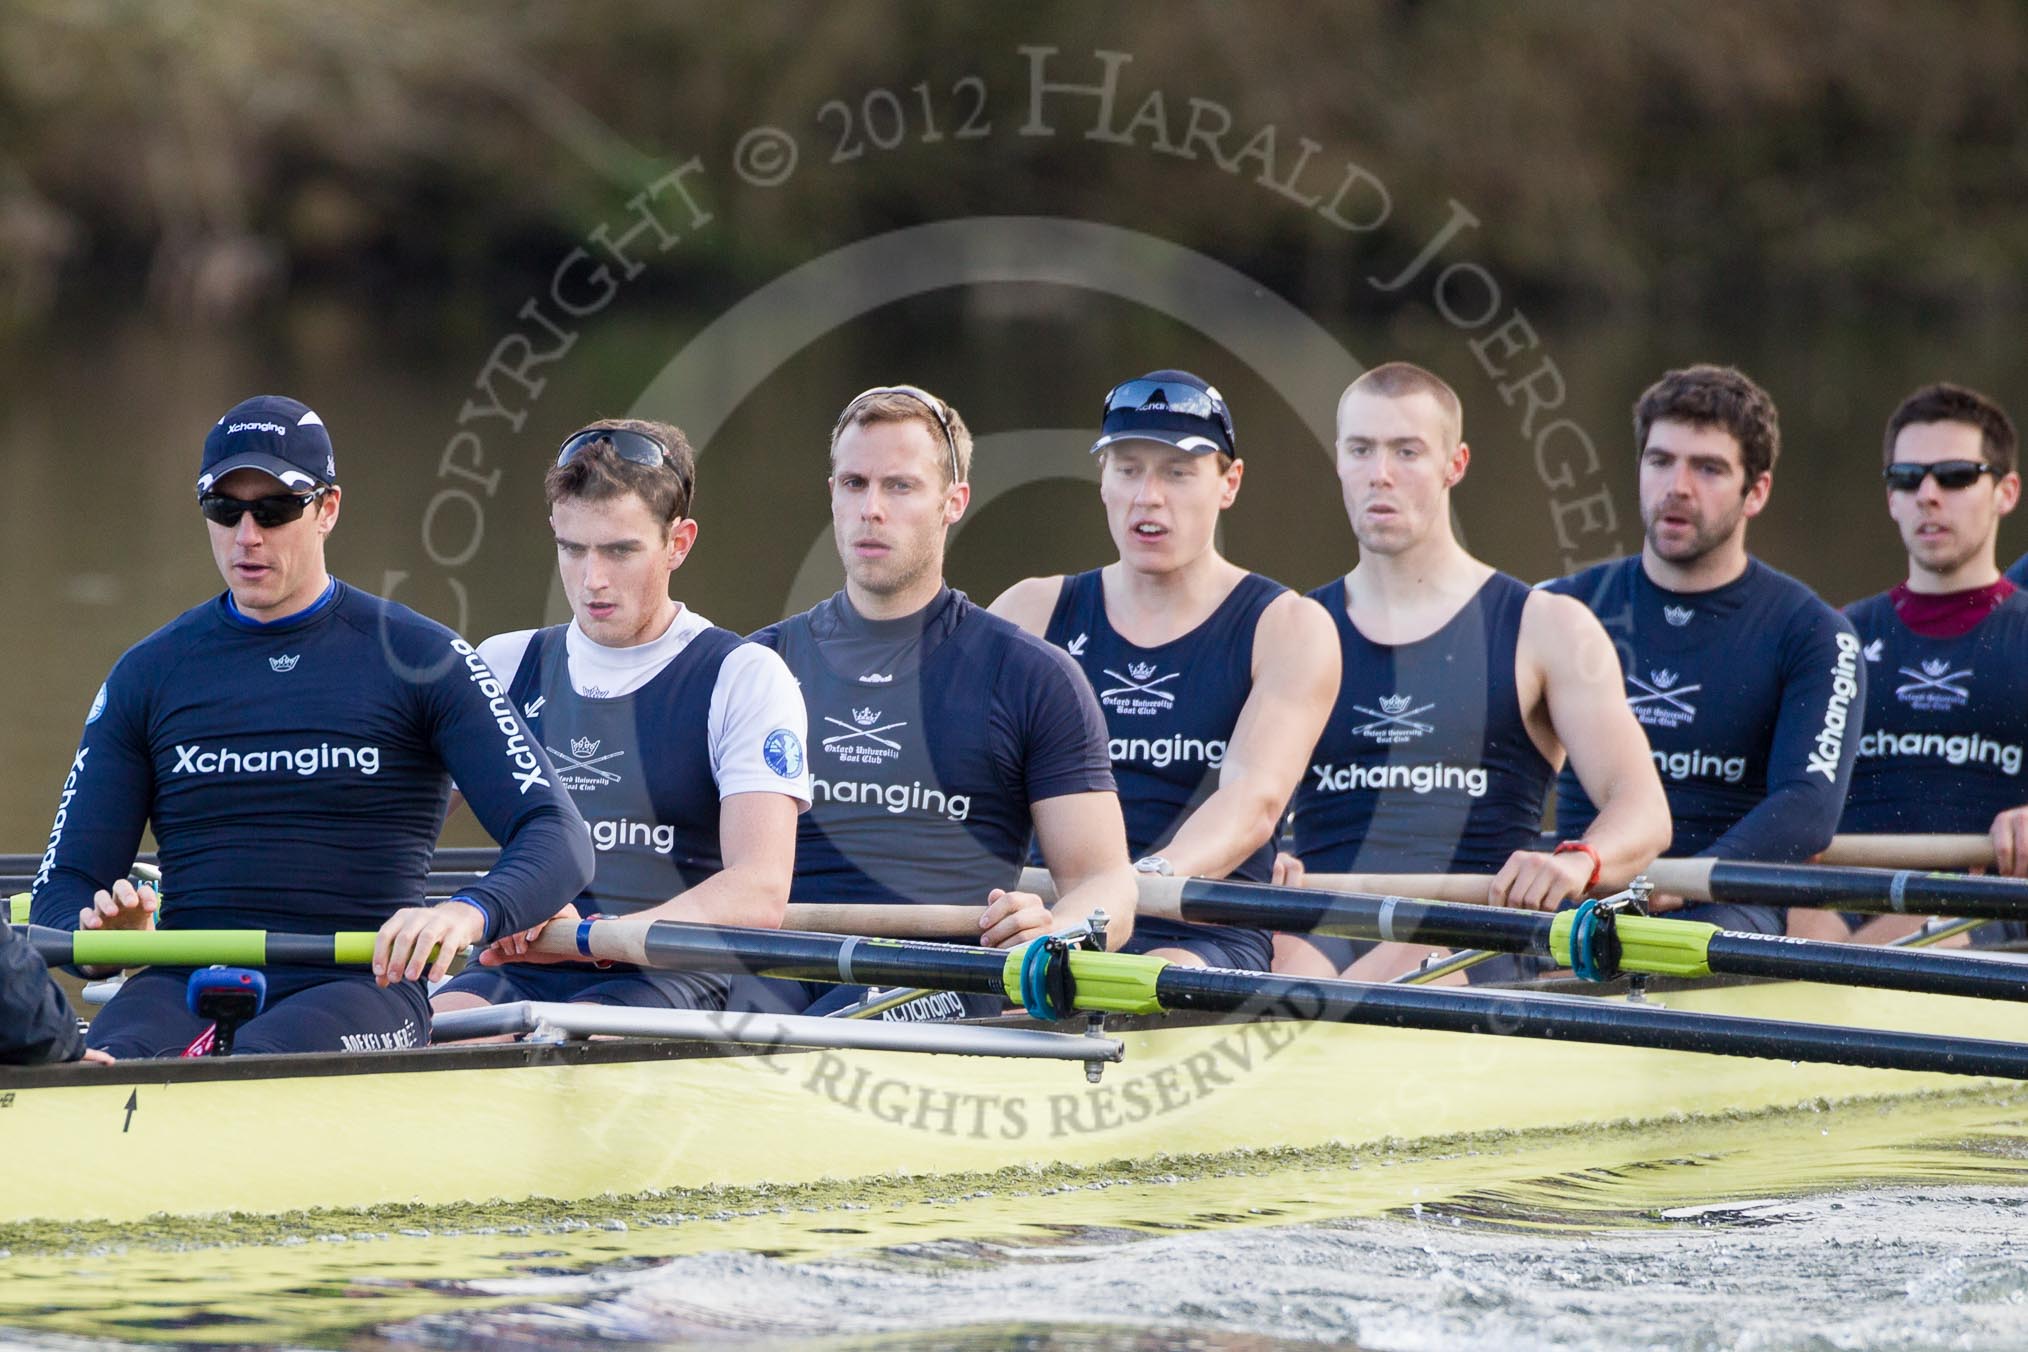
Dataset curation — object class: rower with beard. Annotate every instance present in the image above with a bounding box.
[1832,384,2028,941]
[1273,362,1670,980]
[990,370,1339,970]
[432,420,810,1013]
[1548,364,1864,934]
[749,386,1137,1018]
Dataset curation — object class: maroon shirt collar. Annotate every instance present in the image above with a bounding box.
[1889,577,2016,638]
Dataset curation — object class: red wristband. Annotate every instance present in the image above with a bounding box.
[1554,840,1602,891]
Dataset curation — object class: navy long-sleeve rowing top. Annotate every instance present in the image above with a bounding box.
[1546,557,1862,860]
[0,921,85,1064]
[1841,588,2028,832]
[29,580,591,940]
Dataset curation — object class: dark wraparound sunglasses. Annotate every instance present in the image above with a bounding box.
[846,385,961,484]
[1883,460,2001,492]
[1101,377,1236,448]
[198,489,327,528]
[556,427,669,469]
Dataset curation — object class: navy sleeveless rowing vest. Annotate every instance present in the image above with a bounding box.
[1288,572,1554,871]
[507,623,738,914]
[1842,589,2028,832]
[1043,569,1286,881]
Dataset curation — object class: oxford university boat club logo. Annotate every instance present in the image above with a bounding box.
[1663,605,1694,627]
[547,735,624,791]
[1626,667,1700,729]
[1099,661,1180,717]
[1896,657,1972,713]
[1351,691,1435,745]
[822,706,907,766]
[268,654,300,673]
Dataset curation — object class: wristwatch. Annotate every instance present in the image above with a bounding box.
[1133,855,1175,876]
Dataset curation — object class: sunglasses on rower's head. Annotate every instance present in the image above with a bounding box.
[1883,460,2000,492]
[1100,378,1236,446]
[556,427,669,469]
[845,385,962,484]
[197,488,328,528]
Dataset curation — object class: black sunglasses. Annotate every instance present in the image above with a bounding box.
[556,427,669,469]
[198,489,327,528]
[1101,377,1236,447]
[1883,460,2000,492]
[846,385,962,484]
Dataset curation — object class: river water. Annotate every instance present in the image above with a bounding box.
[7,1087,2028,1348]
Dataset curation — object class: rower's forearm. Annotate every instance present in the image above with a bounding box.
[1581,791,1672,886]
[636,866,790,929]
[1156,784,1284,880]
[1049,865,1138,950]
[464,808,596,938]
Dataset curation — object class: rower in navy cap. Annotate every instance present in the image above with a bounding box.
[993,370,1339,970]
[29,394,592,1057]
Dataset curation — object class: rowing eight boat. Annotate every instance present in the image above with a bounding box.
[6,964,2027,1227]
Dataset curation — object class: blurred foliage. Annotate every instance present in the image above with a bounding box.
[1,0,2024,328]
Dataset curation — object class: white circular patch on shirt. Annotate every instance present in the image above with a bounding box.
[763,728,804,778]
[86,682,107,725]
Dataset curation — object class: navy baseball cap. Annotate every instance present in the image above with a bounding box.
[197,395,337,494]
[1090,369,1237,459]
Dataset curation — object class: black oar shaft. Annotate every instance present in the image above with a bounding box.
[1707,860,2028,920]
[1706,932,2028,1000]
[618,922,2028,1081]
[1153,968,2028,1080]
[1176,878,1553,953]
[638,924,1008,993]
[1184,878,2028,1007]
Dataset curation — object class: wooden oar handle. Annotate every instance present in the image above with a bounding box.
[525,904,995,958]
[1819,834,1994,870]
[1307,861,1722,905]
[1640,857,1717,901]
[1016,867,1185,919]
[1299,872,1494,906]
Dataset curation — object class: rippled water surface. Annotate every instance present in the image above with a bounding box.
[11,1089,2028,1349]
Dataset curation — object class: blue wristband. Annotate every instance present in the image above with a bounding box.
[447,895,490,938]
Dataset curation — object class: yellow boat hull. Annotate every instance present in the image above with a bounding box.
[5,978,2025,1226]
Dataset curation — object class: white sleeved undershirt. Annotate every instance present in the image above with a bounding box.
[475,609,810,807]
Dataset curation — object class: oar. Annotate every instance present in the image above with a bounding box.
[21,926,390,968]
[531,917,2028,1080]
[1641,858,2028,921]
[24,869,2023,1004]
[12,902,998,969]
[1279,859,2028,923]
[1819,834,1993,871]
[996,870,2028,1005]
